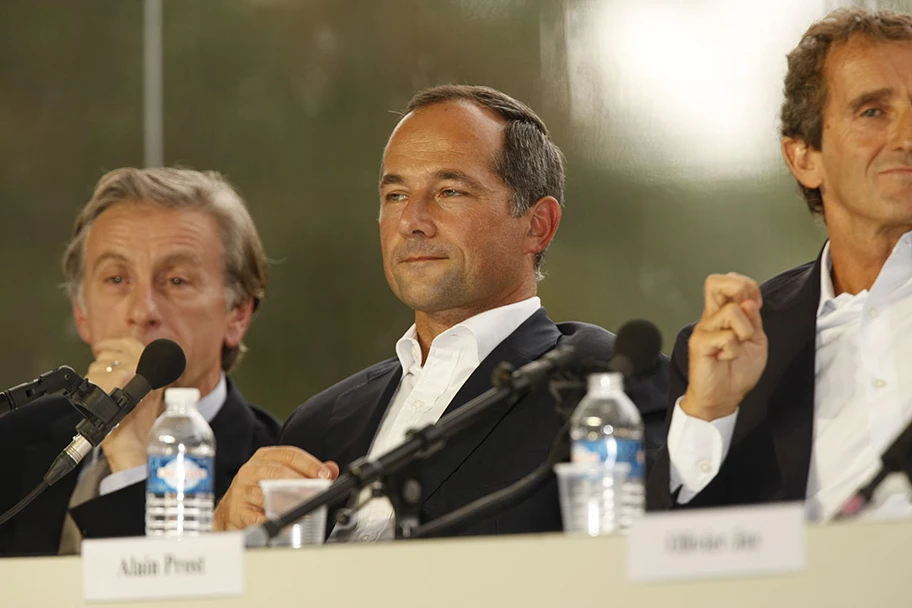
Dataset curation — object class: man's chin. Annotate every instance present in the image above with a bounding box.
[395,287,460,314]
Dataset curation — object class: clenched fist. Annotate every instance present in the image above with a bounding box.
[682,273,768,421]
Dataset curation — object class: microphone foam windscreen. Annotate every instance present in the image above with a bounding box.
[136,339,186,389]
[613,319,662,374]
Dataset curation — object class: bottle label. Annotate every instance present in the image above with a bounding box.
[571,437,644,480]
[147,455,214,494]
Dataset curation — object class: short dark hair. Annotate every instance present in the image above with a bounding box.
[405,85,565,276]
[781,7,912,214]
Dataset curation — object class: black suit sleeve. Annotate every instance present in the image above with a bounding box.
[69,483,145,538]
[626,355,670,477]
[646,324,693,511]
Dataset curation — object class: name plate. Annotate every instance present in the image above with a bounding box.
[81,532,244,602]
[628,502,805,583]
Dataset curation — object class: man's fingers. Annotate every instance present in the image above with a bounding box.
[691,329,741,361]
[701,302,756,341]
[702,273,763,318]
[323,460,340,480]
[91,337,144,359]
[222,505,265,531]
[741,299,765,338]
[241,481,265,506]
[251,446,337,479]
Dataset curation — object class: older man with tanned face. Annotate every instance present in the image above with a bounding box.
[0,168,280,556]
[213,85,669,540]
[648,8,912,521]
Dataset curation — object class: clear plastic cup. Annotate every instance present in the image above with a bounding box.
[259,478,332,547]
[553,461,631,536]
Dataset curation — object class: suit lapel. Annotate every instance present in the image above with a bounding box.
[323,359,403,469]
[209,380,256,495]
[734,256,821,501]
[418,308,561,502]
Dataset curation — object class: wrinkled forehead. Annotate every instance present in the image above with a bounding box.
[84,203,223,269]
[823,37,912,102]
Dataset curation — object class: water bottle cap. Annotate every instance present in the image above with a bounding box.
[164,387,201,409]
[587,372,624,394]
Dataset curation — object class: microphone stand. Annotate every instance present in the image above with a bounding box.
[0,377,134,526]
[244,345,579,547]
[408,373,585,538]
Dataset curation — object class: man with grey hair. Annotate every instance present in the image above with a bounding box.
[0,167,280,556]
[214,85,668,539]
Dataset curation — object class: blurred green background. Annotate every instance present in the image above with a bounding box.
[6,0,897,420]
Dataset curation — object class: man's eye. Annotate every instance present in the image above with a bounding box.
[169,277,187,286]
[440,189,463,198]
[861,107,883,118]
[105,276,124,285]
[385,192,407,202]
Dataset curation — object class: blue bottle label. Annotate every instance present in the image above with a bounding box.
[571,437,644,480]
[147,455,214,494]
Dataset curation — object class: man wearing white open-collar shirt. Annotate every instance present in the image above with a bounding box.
[213,84,669,538]
[647,7,912,521]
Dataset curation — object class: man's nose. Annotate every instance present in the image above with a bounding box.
[126,281,163,330]
[398,194,437,239]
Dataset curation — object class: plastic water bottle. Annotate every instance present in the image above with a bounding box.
[145,388,216,536]
[569,372,644,532]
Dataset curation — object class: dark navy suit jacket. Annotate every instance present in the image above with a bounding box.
[281,308,669,537]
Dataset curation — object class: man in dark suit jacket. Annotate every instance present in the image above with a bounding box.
[648,8,912,519]
[0,382,278,556]
[213,85,668,538]
[0,167,280,555]
[647,260,819,511]
[282,310,667,538]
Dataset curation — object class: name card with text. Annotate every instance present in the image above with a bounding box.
[81,532,244,603]
[628,502,805,583]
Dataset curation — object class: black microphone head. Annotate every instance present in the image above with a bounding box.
[136,339,186,389]
[611,319,662,375]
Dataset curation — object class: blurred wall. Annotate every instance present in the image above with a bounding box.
[4,0,895,419]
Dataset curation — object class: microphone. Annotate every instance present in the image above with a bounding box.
[607,319,663,377]
[0,339,186,528]
[45,338,186,486]
[838,418,912,518]
[0,366,85,419]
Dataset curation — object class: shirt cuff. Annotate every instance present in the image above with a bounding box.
[99,465,147,496]
[667,397,738,503]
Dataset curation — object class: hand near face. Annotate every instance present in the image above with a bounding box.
[682,273,768,421]
[87,336,165,473]
[212,447,340,531]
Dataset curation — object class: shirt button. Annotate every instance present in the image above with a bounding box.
[869,308,880,318]
[359,534,371,542]
[873,378,888,389]
[699,461,712,474]
[412,399,425,410]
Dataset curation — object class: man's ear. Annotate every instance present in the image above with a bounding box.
[224,296,255,348]
[782,136,824,191]
[525,196,562,257]
[72,299,92,345]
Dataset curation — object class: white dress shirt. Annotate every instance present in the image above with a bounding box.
[329,297,542,543]
[668,234,912,521]
[88,373,228,496]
